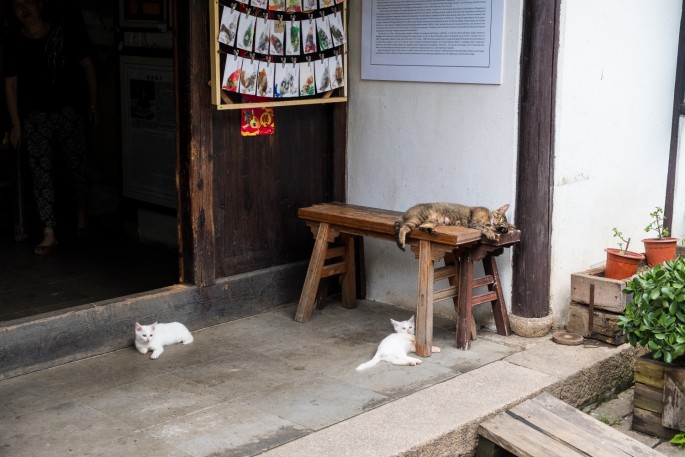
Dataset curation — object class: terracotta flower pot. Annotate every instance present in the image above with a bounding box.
[604,248,644,280]
[642,237,678,267]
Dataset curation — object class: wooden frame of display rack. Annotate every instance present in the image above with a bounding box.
[209,0,348,110]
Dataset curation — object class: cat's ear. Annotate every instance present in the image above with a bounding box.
[409,315,415,323]
[495,204,510,214]
[151,322,157,330]
[135,322,141,331]
[390,318,399,326]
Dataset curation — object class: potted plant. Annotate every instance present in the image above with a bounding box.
[618,257,685,438]
[643,206,678,267]
[604,228,644,280]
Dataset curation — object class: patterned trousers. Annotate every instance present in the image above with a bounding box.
[23,106,88,229]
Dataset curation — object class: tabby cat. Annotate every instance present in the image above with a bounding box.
[394,203,512,250]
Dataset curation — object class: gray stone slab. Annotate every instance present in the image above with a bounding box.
[196,307,315,354]
[338,355,457,399]
[257,361,557,457]
[81,373,228,429]
[241,374,391,431]
[260,332,382,373]
[0,401,134,457]
[147,401,310,457]
[173,351,309,401]
[503,338,626,378]
[77,431,193,457]
[427,335,519,372]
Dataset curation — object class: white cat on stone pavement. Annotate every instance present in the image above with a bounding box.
[355,315,440,371]
[135,322,193,359]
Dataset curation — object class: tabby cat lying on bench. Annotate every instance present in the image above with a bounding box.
[394,203,512,250]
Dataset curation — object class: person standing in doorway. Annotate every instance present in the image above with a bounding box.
[4,0,97,255]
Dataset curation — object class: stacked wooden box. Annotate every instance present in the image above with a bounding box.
[566,266,630,345]
[633,354,685,438]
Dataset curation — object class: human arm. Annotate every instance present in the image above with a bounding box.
[5,76,21,150]
[79,56,98,125]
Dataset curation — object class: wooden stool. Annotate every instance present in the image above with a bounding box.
[293,203,519,355]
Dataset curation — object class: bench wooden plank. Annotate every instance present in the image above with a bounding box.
[480,393,663,457]
[299,202,483,247]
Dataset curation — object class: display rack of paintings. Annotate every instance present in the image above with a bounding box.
[210,0,347,110]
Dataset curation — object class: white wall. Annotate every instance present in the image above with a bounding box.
[551,1,682,324]
[346,0,523,323]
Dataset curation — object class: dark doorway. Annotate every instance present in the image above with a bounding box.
[0,0,179,323]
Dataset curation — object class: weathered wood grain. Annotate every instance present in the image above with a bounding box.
[566,302,625,345]
[570,267,632,312]
[479,392,663,456]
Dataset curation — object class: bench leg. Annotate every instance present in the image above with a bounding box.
[446,252,478,341]
[341,234,357,309]
[456,252,474,350]
[416,240,434,357]
[482,253,512,336]
[295,223,330,323]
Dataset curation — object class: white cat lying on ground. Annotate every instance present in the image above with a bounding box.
[356,316,440,370]
[135,322,193,359]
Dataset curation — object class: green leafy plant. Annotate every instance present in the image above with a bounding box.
[618,256,685,363]
[671,432,685,449]
[645,206,670,239]
[612,227,631,253]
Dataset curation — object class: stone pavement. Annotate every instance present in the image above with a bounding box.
[0,299,648,456]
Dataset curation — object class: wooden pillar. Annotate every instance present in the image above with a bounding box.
[512,0,560,318]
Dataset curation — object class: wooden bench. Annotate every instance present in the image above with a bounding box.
[477,392,663,457]
[294,202,520,356]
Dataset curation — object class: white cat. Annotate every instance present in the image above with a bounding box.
[134,322,194,359]
[355,315,440,371]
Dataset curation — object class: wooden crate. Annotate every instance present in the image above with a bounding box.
[565,301,625,345]
[570,266,633,312]
[633,354,685,438]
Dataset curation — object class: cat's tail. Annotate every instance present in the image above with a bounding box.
[356,354,380,371]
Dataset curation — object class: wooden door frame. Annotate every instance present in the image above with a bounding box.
[174,0,217,287]
[512,0,561,318]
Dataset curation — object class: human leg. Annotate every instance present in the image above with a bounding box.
[53,106,89,235]
[24,111,58,253]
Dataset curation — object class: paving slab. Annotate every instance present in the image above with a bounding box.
[147,401,310,457]
[81,373,228,429]
[0,401,134,457]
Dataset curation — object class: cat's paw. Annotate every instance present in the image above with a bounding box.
[150,354,160,359]
[431,346,441,353]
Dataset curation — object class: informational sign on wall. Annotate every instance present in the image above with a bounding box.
[361,0,504,84]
